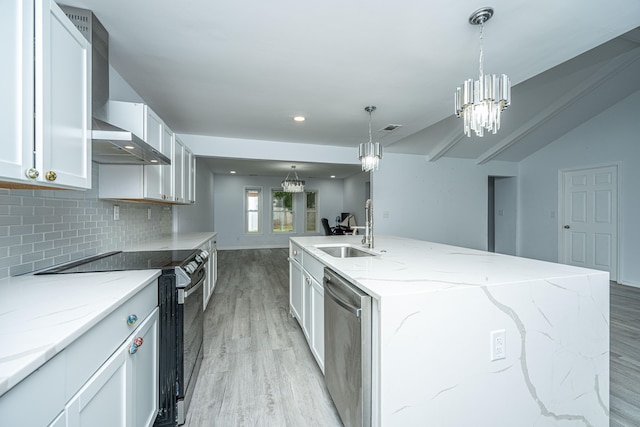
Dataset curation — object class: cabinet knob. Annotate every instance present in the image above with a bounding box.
[25,168,39,179]
[127,314,138,325]
[45,171,57,181]
[129,336,144,355]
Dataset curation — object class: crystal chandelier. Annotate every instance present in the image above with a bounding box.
[358,106,382,172]
[281,166,305,192]
[454,7,511,137]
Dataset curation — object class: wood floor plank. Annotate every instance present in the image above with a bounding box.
[185,251,640,426]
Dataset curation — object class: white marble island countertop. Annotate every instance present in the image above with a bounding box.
[0,270,160,397]
[124,232,216,251]
[291,234,608,298]
[291,234,610,426]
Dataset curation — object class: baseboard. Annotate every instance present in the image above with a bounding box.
[217,244,288,251]
[616,278,640,288]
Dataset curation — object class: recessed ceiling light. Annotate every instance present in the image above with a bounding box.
[150,160,158,163]
[293,116,306,122]
[124,145,135,150]
[230,170,236,174]
[330,175,336,179]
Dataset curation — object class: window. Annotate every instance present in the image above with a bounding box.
[272,190,294,232]
[305,191,317,232]
[245,188,261,233]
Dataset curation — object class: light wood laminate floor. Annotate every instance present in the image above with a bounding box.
[186,250,640,426]
[184,249,342,427]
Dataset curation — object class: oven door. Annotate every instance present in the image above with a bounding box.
[177,266,205,425]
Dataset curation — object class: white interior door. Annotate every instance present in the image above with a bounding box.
[561,165,618,280]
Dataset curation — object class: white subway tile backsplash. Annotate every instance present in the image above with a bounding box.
[0,166,172,278]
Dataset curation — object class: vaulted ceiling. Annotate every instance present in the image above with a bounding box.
[62,0,640,174]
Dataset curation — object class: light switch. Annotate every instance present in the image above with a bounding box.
[383,211,389,219]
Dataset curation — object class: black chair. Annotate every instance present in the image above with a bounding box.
[321,218,333,236]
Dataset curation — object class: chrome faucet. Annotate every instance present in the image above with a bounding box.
[362,199,374,249]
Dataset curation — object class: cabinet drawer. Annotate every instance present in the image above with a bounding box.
[303,252,325,285]
[64,279,158,400]
[290,242,303,265]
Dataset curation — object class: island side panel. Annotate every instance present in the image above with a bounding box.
[377,272,609,426]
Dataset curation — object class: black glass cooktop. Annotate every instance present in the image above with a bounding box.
[36,250,198,274]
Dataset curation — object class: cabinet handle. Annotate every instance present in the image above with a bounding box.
[127,314,138,325]
[129,336,144,355]
[45,171,57,181]
[25,168,39,179]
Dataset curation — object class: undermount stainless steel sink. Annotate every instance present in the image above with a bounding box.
[316,245,376,258]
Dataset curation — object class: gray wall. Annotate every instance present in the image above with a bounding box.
[372,155,518,251]
[173,158,215,233]
[0,165,172,278]
[214,174,344,249]
[343,171,370,226]
[518,88,640,286]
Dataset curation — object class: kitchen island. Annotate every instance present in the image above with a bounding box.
[290,235,610,426]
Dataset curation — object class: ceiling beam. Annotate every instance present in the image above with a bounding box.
[425,128,465,162]
[476,47,640,165]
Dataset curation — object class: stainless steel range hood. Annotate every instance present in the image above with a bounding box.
[60,5,170,165]
[91,118,170,164]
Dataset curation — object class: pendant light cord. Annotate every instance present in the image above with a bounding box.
[478,22,485,80]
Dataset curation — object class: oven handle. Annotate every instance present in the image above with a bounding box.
[184,278,204,299]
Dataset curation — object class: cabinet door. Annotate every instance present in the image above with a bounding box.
[184,147,196,203]
[144,107,163,151]
[65,341,131,427]
[311,279,325,371]
[36,0,91,189]
[289,260,303,322]
[131,309,159,427]
[161,126,174,201]
[0,0,34,183]
[303,274,312,340]
[174,137,185,203]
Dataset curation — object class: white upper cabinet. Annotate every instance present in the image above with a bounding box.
[0,0,91,189]
[187,148,196,204]
[174,137,185,204]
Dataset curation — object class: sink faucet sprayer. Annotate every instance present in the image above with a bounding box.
[363,199,373,249]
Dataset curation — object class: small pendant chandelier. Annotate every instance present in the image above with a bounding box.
[454,7,511,137]
[358,106,382,172]
[281,165,305,192]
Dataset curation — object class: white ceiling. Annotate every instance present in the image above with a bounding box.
[61,0,640,174]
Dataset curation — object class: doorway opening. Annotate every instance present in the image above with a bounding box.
[488,176,517,255]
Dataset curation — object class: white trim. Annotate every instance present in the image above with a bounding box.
[244,186,263,235]
[271,188,296,234]
[304,189,319,233]
[557,162,621,281]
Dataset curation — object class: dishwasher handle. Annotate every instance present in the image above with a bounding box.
[325,281,362,318]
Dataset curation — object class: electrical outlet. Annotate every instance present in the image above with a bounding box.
[491,329,506,361]
[113,205,120,221]
[148,208,152,220]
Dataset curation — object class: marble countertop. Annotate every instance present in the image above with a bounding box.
[124,232,217,251]
[0,270,161,397]
[291,235,607,299]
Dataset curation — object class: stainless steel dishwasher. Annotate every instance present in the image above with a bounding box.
[324,268,372,427]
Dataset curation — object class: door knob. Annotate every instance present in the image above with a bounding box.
[564,225,570,229]
[45,171,57,181]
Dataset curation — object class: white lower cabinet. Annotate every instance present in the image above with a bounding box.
[288,242,325,371]
[1,279,159,427]
[202,237,218,310]
[310,278,325,372]
[290,259,303,321]
[66,308,158,427]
